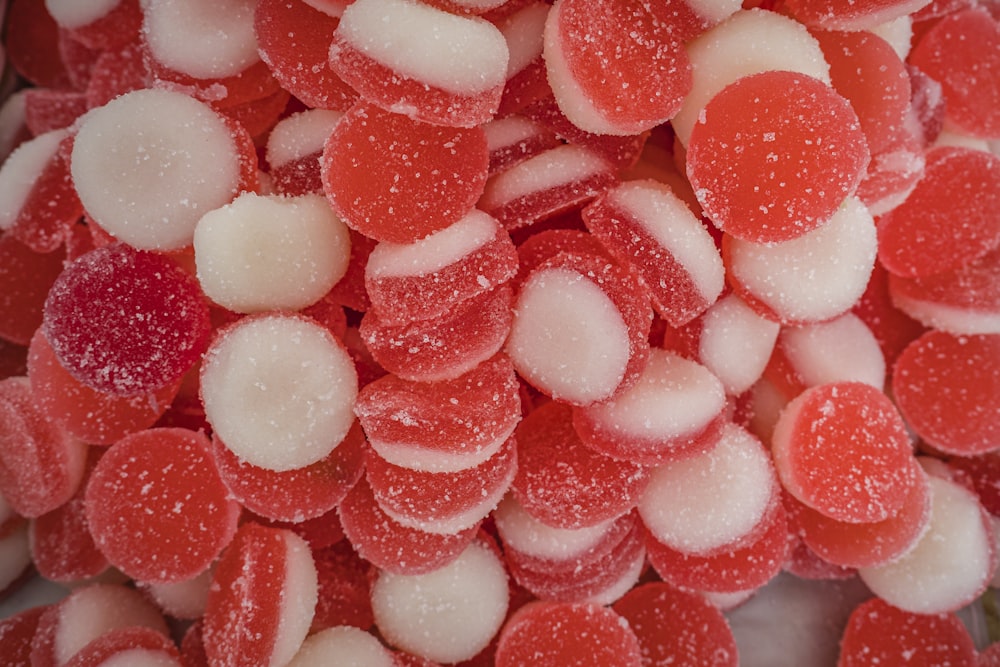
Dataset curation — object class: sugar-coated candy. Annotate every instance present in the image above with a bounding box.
[583,179,724,326]
[30,583,170,667]
[494,601,642,667]
[22,89,88,136]
[837,597,976,667]
[687,70,869,244]
[494,2,551,117]
[771,382,914,523]
[858,472,996,615]
[785,0,932,31]
[512,400,649,529]
[0,234,66,346]
[44,0,142,51]
[723,196,877,324]
[789,458,931,569]
[322,101,489,244]
[338,476,479,575]
[507,250,651,405]
[892,331,1000,456]
[286,626,395,667]
[483,115,560,176]
[5,0,72,89]
[211,421,365,524]
[141,566,215,621]
[355,354,521,472]
[42,243,211,396]
[200,313,358,472]
[193,192,351,313]
[363,209,518,325]
[202,522,317,667]
[0,606,47,667]
[254,0,358,111]
[371,536,509,664]
[329,0,509,127]
[574,348,727,465]
[84,428,240,584]
[0,377,87,518]
[638,422,779,556]
[365,433,517,535]
[71,88,256,251]
[310,540,374,633]
[543,0,692,136]
[63,626,182,667]
[612,582,739,667]
[266,109,344,196]
[878,147,1000,278]
[671,9,831,146]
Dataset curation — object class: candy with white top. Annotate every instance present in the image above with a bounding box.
[0,129,65,233]
[70,89,245,251]
[193,192,351,313]
[286,626,395,667]
[44,0,119,29]
[371,538,509,664]
[266,110,344,172]
[497,2,547,80]
[493,494,618,563]
[696,293,780,396]
[200,314,358,472]
[639,423,779,556]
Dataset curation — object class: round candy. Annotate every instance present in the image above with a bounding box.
[0,233,66,346]
[63,627,182,667]
[286,626,395,667]
[322,101,489,244]
[687,70,869,244]
[84,428,241,583]
[692,293,781,395]
[784,0,931,31]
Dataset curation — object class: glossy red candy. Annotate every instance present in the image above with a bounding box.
[84,428,241,583]
[42,243,212,397]
[322,101,489,244]
[687,70,870,244]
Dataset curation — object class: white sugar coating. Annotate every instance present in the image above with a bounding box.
[368,429,511,474]
[300,0,350,18]
[143,0,260,79]
[780,314,886,391]
[587,543,646,606]
[44,0,119,29]
[71,88,240,251]
[372,539,509,664]
[379,452,517,535]
[0,522,29,595]
[638,422,776,555]
[507,266,631,405]
[484,115,546,153]
[493,494,616,561]
[609,179,725,305]
[55,585,169,666]
[671,9,830,145]
[366,209,497,279]
[583,349,727,441]
[870,15,913,61]
[272,531,319,667]
[700,588,756,611]
[699,293,780,395]
[0,90,28,163]
[497,1,548,77]
[891,292,1000,336]
[266,110,344,169]
[336,0,509,96]
[480,144,610,210]
[0,128,67,231]
[101,651,180,667]
[193,192,351,313]
[727,196,878,323]
[141,567,214,620]
[287,627,395,667]
[685,0,743,23]
[200,315,358,472]
[859,475,994,614]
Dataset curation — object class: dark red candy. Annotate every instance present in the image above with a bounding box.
[4,0,72,88]
[311,540,375,634]
[0,234,66,346]
[0,605,48,667]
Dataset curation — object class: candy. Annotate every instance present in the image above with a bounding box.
[266,109,343,196]
[63,626,182,667]
[371,536,509,664]
[200,313,358,472]
[0,235,66,346]
[44,0,142,51]
[286,626,395,667]
[784,0,933,31]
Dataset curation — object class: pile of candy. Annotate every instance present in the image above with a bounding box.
[0,0,999,665]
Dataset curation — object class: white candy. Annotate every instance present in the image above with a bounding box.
[890,290,1000,336]
[685,0,743,24]
[507,266,631,405]
[194,192,351,313]
[639,423,777,555]
[494,494,616,562]
[335,0,509,96]
[200,314,358,472]
[140,567,214,620]
[859,474,995,615]
[586,542,645,606]
[480,144,611,214]
[287,627,395,667]
[271,531,320,667]
[266,110,344,170]
[143,0,260,80]
[777,313,886,391]
[44,0,119,29]
[484,116,548,155]
[869,15,913,61]
[497,1,548,78]
[672,9,830,146]
[726,196,877,324]
[71,89,241,251]
[372,539,509,664]
[698,293,780,395]
[0,128,66,232]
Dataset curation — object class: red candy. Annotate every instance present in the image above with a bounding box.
[0,234,66,346]
[84,428,240,583]
[63,627,181,667]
